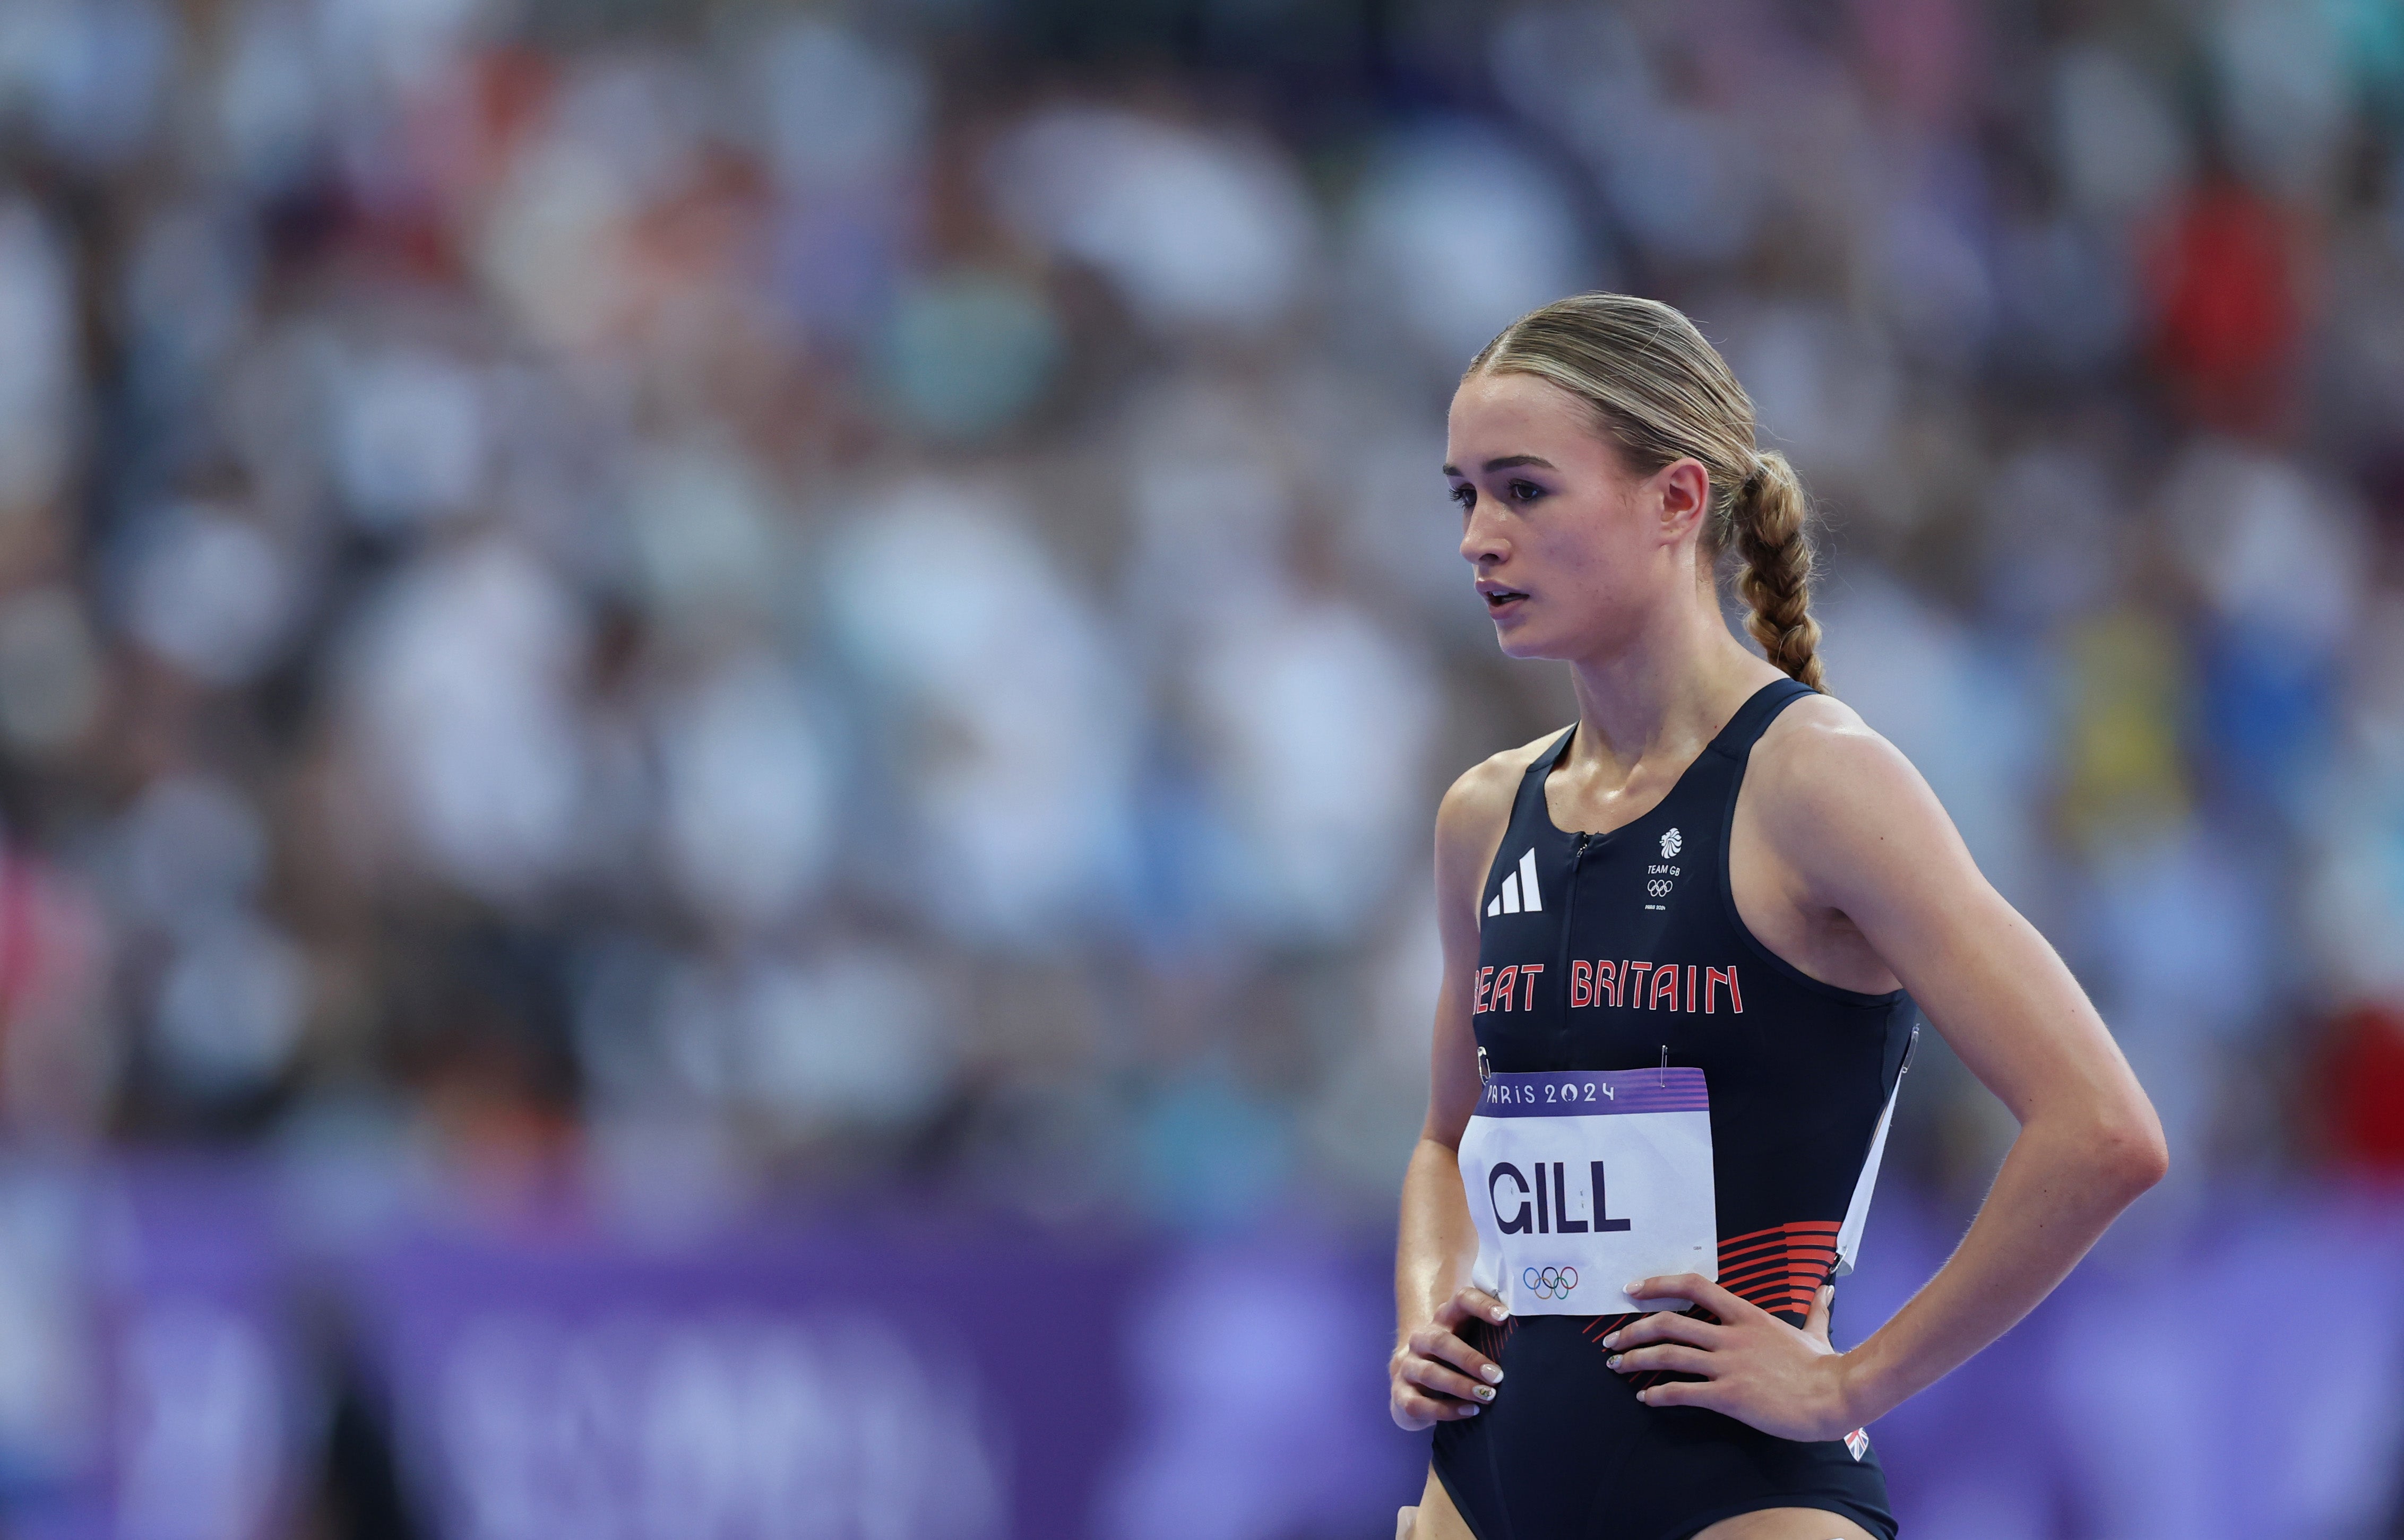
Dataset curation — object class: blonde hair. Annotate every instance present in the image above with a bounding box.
[1466,293,1824,691]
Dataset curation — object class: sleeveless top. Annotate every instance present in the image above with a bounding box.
[1471,677,1919,1323]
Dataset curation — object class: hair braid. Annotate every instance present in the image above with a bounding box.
[1731,451,1824,691]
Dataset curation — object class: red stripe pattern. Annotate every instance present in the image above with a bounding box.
[1717,1219,1841,1320]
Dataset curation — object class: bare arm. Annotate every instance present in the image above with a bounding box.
[1608,712,2167,1438]
[1389,759,1520,1430]
[1793,720,2168,1423]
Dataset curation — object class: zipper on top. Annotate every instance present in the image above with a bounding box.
[1556,832,1592,1069]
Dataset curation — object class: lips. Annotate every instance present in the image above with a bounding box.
[1481,586,1528,612]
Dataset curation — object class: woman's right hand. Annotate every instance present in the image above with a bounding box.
[1390,1286,1510,1430]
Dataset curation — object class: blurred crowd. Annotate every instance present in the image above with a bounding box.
[0,0,2392,1302]
[0,0,2399,1532]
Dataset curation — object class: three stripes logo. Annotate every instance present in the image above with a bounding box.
[1487,849,1542,918]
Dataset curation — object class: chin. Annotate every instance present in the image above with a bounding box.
[1492,607,1627,664]
[1492,620,1569,661]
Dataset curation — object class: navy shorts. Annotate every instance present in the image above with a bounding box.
[1429,1317,1897,1540]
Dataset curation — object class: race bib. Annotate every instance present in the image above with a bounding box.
[1457,1068,1717,1317]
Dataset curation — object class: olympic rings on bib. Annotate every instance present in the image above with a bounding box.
[1520,1265,1579,1300]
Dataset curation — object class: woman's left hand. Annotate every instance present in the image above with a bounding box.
[1602,1275,1863,1443]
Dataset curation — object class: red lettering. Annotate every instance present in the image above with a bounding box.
[1518,964,1544,1011]
[1494,966,1518,1011]
[1651,964,1678,1011]
[1474,966,1494,1014]
[1626,962,1653,1005]
[1705,966,1743,1015]
[1600,960,1621,1007]
[1571,960,1592,1008]
[1686,965,1697,1014]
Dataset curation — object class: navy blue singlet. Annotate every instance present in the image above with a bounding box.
[1431,678,1917,1540]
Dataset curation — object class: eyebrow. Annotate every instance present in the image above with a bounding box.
[1441,454,1559,477]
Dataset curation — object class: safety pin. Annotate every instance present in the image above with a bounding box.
[1477,1046,1492,1085]
[1658,1045,1667,1086]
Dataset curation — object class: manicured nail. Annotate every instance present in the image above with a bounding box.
[1480,1364,1504,1384]
[1636,1388,1651,1404]
[1474,1385,1495,1401]
[1490,1307,1509,1321]
[1600,1332,1619,1348]
[1460,1404,1479,1416]
[1624,1282,1642,1295]
[1607,1355,1623,1369]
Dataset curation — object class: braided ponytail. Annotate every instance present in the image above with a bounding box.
[1730,451,1823,690]
[1467,293,1829,693]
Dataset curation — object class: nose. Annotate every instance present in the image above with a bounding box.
[1460,501,1507,568]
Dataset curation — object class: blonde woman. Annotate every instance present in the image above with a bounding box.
[1390,294,2165,1540]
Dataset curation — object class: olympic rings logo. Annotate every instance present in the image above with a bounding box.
[1646,879,1672,897]
[1522,1266,1579,1300]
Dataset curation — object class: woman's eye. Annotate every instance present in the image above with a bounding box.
[1508,479,1543,503]
[1449,483,1476,510]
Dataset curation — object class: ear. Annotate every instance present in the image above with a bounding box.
[1650,458,1713,544]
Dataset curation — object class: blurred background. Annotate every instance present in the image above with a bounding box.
[0,0,2393,1535]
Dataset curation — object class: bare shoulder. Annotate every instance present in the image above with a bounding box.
[1435,730,1559,848]
[1747,692,1914,789]
[1433,730,1563,910]
[1743,691,1967,898]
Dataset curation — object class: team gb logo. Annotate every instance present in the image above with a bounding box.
[1660,828,1683,859]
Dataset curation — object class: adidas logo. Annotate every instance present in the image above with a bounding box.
[1487,849,1543,917]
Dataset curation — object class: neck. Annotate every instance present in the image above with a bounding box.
[1562,590,1778,774]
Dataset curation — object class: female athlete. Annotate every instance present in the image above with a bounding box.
[1389,293,2167,1540]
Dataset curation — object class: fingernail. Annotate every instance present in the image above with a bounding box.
[1636,1388,1651,1405]
[1460,1404,1479,1416]
[1480,1364,1504,1384]
[1607,1354,1623,1369]
[1600,1332,1619,1348]
[1474,1385,1495,1401]
[1624,1282,1642,1294]
[1491,1307,1509,1321]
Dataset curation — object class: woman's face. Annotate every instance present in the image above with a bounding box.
[1445,369,1707,664]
